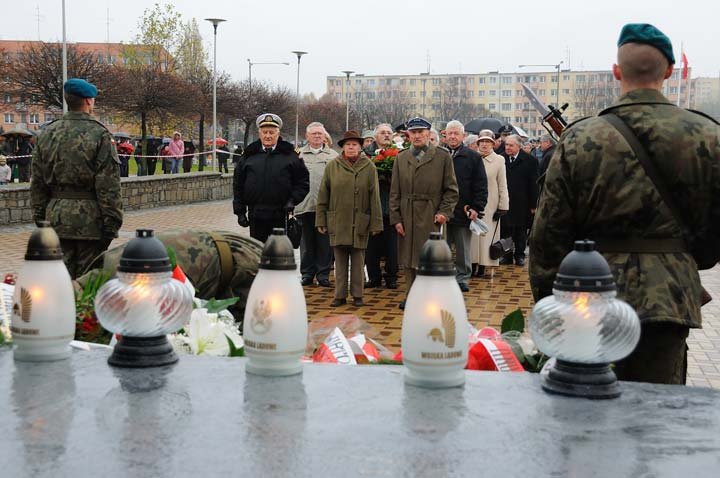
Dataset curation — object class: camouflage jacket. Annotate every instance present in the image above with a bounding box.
[31,111,123,240]
[529,89,720,328]
[79,229,263,321]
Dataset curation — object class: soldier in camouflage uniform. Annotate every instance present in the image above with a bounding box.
[529,24,720,385]
[77,229,263,322]
[31,79,123,279]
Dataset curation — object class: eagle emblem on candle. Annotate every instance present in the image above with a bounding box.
[251,299,273,335]
[12,287,32,323]
[427,309,455,347]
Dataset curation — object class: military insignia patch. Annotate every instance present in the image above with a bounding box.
[250,299,272,335]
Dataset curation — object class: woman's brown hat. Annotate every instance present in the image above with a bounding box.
[337,130,364,147]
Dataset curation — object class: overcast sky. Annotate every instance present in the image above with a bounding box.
[3,0,718,96]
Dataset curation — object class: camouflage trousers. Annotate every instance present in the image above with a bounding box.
[60,239,109,280]
[613,322,689,385]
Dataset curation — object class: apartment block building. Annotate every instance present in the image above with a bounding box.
[327,68,695,137]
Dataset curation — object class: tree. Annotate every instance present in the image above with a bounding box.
[128,1,183,71]
[571,74,618,119]
[2,42,116,110]
[220,80,294,147]
[299,93,351,141]
[108,1,198,170]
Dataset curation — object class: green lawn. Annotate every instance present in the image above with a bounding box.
[127,157,232,175]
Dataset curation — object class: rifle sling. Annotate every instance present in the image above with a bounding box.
[601,113,690,253]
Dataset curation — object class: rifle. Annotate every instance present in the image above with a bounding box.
[521,83,569,139]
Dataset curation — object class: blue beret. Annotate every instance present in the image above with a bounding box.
[406,117,432,130]
[63,78,98,98]
[617,23,675,64]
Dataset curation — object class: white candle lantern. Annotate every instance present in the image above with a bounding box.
[402,232,469,388]
[529,240,641,399]
[12,222,75,362]
[243,228,307,376]
[95,229,193,367]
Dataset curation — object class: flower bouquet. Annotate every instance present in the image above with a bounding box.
[171,297,244,357]
[372,145,400,176]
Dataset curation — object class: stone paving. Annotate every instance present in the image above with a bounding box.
[1,199,718,388]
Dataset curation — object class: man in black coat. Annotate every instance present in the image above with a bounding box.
[501,134,538,266]
[233,113,310,243]
[363,123,400,289]
[445,120,488,291]
[538,134,556,180]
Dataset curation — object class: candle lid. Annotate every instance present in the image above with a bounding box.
[259,228,296,270]
[117,229,172,273]
[25,221,63,260]
[417,232,455,276]
[553,240,615,292]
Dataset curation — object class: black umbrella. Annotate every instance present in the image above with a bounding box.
[464,118,505,135]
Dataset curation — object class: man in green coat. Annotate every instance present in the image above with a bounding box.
[389,117,459,309]
[529,24,720,384]
[31,78,123,279]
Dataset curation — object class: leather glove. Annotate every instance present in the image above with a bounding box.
[99,235,114,250]
[492,209,508,221]
[237,214,250,228]
[283,200,295,213]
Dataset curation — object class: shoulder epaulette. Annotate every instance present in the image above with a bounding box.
[687,109,720,126]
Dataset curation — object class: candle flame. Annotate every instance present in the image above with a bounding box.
[30,288,44,301]
[574,294,591,320]
[269,294,284,314]
[425,302,439,317]
[132,276,151,299]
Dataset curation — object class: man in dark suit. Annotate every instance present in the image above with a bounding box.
[500,134,538,266]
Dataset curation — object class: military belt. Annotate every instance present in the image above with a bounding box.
[208,231,234,293]
[51,191,96,200]
[595,238,687,253]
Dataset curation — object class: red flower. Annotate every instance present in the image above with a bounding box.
[81,314,99,333]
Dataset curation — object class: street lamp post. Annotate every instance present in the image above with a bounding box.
[205,17,226,173]
[248,59,290,91]
[291,51,307,147]
[518,62,564,107]
[61,0,67,113]
[341,70,354,131]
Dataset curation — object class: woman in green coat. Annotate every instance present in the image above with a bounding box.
[316,131,383,307]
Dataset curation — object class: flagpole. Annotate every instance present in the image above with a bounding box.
[677,43,682,107]
[686,60,691,109]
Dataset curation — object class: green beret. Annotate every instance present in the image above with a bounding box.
[63,78,98,98]
[617,23,675,64]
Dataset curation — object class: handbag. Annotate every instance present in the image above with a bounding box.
[285,213,302,249]
[489,219,513,260]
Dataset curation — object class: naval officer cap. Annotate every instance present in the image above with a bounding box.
[617,23,675,64]
[256,113,283,129]
[63,78,98,98]
[406,117,432,131]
